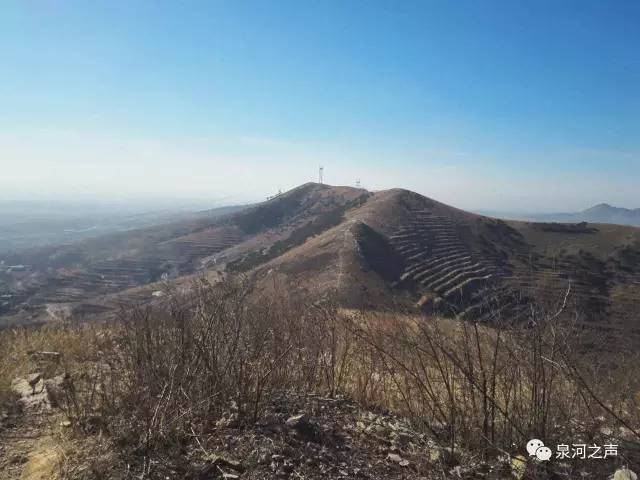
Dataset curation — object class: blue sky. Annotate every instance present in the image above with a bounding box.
[1,0,639,211]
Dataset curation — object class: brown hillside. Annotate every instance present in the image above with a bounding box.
[2,183,639,344]
[242,186,640,343]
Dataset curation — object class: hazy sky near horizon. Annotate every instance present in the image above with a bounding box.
[1,1,639,212]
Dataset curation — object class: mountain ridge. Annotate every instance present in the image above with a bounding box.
[1,183,639,342]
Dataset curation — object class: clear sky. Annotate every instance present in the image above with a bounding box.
[1,0,639,212]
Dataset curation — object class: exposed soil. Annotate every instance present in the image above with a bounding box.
[0,376,64,480]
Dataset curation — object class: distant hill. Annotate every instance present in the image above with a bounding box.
[495,203,640,227]
[578,203,640,226]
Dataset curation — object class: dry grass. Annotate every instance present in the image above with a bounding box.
[2,278,639,478]
[0,333,17,409]
[344,305,640,452]
[0,323,103,386]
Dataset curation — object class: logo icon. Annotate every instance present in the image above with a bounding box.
[526,439,551,461]
[536,446,553,461]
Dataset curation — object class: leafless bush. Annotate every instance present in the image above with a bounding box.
[57,278,351,466]
[0,333,17,409]
[340,286,640,458]
[26,277,639,475]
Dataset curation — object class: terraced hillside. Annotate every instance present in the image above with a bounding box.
[390,209,503,315]
[0,184,369,327]
[247,186,640,340]
[0,214,246,323]
[385,208,640,331]
[504,221,640,335]
[2,183,639,341]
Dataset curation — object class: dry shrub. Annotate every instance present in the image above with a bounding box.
[56,278,351,469]
[0,323,104,412]
[3,277,639,477]
[340,289,640,457]
[0,333,17,409]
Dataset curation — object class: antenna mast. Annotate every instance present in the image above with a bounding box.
[319,166,324,185]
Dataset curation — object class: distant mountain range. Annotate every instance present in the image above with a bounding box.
[479,203,640,227]
[531,203,640,227]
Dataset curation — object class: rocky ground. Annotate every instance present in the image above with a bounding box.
[0,373,66,480]
[191,392,450,480]
[1,382,638,479]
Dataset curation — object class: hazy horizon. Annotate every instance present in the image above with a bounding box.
[0,183,637,217]
[2,1,638,213]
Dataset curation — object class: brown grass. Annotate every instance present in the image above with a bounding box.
[2,278,639,478]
